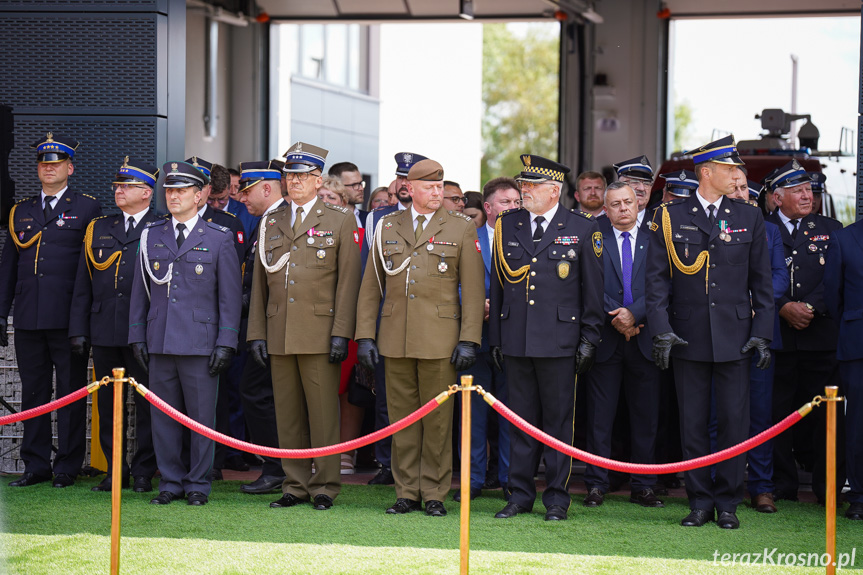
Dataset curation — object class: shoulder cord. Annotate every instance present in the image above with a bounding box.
[138,227,174,300]
[8,204,43,275]
[257,219,291,288]
[373,217,412,296]
[493,216,531,301]
[661,204,709,294]
[83,220,122,288]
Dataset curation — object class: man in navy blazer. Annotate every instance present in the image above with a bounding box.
[824,218,863,520]
[128,160,241,506]
[582,182,663,509]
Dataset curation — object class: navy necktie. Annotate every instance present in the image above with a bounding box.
[708,204,717,225]
[621,231,633,307]
[533,216,545,242]
[176,223,186,249]
[790,219,799,240]
[43,196,55,220]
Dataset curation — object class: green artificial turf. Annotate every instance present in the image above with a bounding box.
[1,478,860,574]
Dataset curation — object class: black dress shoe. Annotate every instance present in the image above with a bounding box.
[583,488,604,507]
[241,474,285,494]
[208,468,223,481]
[150,491,181,505]
[386,498,422,514]
[717,511,740,529]
[133,476,153,493]
[425,500,447,517]
[92,475,131,492]
[545,505,568,521]
[846,502,863,520]
[483,477,501,490]
[495,502,531,519]
[368,467,395,485]
[681,508,713,527]
[631,488,664,508]
[9,472,51,487]
[313,494,334,510]
[453,487,482,502]
[187,491,208,506]
[52,473,75,488]
[270,493,308,508]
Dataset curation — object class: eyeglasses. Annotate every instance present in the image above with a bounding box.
[619,177,652,190]
[345,180,366,191]
[286,171,320,182]
[443,196,466,205]
[112,183,147,192]
[518,181,556,191]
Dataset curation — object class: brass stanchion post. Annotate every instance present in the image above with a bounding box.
[459,375,473,575]
[110,368,126,575]
[825,386,839,575]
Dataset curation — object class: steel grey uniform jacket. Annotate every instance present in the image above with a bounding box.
[645,194,773,362]
[488,206,605,357]
[128,219,241,354]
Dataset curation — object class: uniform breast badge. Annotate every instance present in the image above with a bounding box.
[316,249,326,259]
[195,264,203,275]
[153,262,160,271]
[592,232,603,257]
[438,261,448,273]
[557,261,570,279]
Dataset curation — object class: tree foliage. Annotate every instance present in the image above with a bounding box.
[673,97,694,153]
[481,23,560,185]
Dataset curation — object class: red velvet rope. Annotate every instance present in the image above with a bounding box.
[490,398,804,474]
[143,387,449,458]
[0,386,92,426]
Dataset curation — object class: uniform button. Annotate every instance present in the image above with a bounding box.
[409,294,415,299]
[38,257,44,262]
[710,282,716,288]
[120,261,126,266]
[796,283,801,288]
[289,298,295,303]
[529,300,535,305]
[709,264,715,269]
[330,309,334,313]
[795,266,800,271]
[290,263,296,268]
[710,302,716,308]
[289,280,295,285]
[413,252,418,256]
[411,265,416,270]
[709,244,715,249]
[171,298,176,303]
[38,273,43,278]
[174,271,179,276]
[571,316,576,320]
[123,247,128,251]
[618,289,623,295]
[172,284,178,289]
[531,257,537,263]
[530,271,536,277]
[118,276,124,281]
[792,250,797,255]
[410,280,415,284]
[175,258,179,262]
[117,293,123,298]
[530,285,535,291]
[292,246,297,251]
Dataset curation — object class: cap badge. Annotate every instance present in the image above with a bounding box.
[191,156,199,167]
[122,156,129,168]
[296,142,303,151]
[404,153,413,164]
[791,159,801,171]
[46,132,54,143]
[679,171,686,180]
[171,163,178,172]
[524,156,531,167]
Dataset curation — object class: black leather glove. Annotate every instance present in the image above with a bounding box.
[450,341,478,372]
[249,339,269,368]
[131,342,149,374]
[208,346,235,376]
[652,332,688,370]
[241,293,251,315]
[575,337,597,375]
[356,338,379,371]
[0,317,8,347]
[69,336,90,357]
[490,346,504,372]
[329,336,350,364]
[742,336,772,370]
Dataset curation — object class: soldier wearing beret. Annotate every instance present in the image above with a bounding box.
[128,160,241,506]
[489,154,604,522]
[0,132,102,488]
[247,142,361,511]
[69,157,161,493]
[356,159,484,517]
[646,135,773,529]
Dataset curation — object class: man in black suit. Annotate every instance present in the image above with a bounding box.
[766,160,844,504]
[582,182,663,509]
[489,154,604,522]
[646,135,773,529]
[0,132,103,488]
[69,157,161,493]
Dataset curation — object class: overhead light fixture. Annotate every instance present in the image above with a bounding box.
[459,0,474,20]
[581,7,603,24]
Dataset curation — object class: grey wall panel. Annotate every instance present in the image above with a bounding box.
[1,0,166,11]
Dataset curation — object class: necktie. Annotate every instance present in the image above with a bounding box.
[790,219,799,240]
[707,204,716,225]
[176,223,186,249]
[126,217,136,235]
[293,206,304,235]
[43,196,55,220]
[415,215,426,242]
[621,231,633,307]
[533,216,545,242]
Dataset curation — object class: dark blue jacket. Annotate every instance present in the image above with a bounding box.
[824,219,863,362]
[765,221,788,350]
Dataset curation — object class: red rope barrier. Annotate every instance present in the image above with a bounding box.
[142,386,450,459]
[490,397,805,474]
[0,386,92,426]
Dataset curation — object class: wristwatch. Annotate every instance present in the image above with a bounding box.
[804,302,815,312]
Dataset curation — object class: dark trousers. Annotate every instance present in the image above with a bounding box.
[92,345,156,479]
[584,339,660,492]
[842,359,863,504]
[674,357,749,514]
[149,354,218,496]
[772,350,844,501]
[372,356,392,467]
[214,319,248,468]
[506,355,576,511]
[239,353,285,477]
[14,328,88,477]
[746,352,775,497]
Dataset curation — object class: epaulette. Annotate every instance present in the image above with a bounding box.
[570,209,593,220]
[80,193,99,201]
[270,204,289,215]
[498,207,522,218]
[729,197,758,208]
[221,210,237,218]
[15,197,29,205]
[324,202,350,214]
[207,221,230,233]
[146,219,169,228]
[382,210,401,220]
[448,210,472,221]
[91,215,109,222]
[659,198,686,208]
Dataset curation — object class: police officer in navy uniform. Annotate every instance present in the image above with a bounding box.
[128,160,241,506]
[187,156,247,265]
[646,136,773,529]
[766,160,844,504]
[233,160,288,494]
[69,157,160,493]
[490,154,604,522]
[0,132,103,487]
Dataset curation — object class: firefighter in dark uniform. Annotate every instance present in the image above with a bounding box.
[0,132,102,488]
[69,157,161,493]
[128,160,241,506]
[646,135,773,529]
[766,159,844,504]
[489,154,605,522]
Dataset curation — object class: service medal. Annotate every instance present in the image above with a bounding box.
[266,252,273,264]
[557,260,570,279]
[307,237,315,245]
[724,234,732,242]
[386,260,393,270]
[719,232,728,241]
[153,262,160,271]
[98,249,102,259]
[316,249,326,259]
[427,243,434,251]
[56,219,64,227]
[195,264,203,275]
[438,261,448,273]
[567,249,576,259]
[809,244,818,252]
[820,254,825,266]
[326,237,334,246]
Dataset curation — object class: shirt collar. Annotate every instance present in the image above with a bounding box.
[695,190,720,214]
[123,207,150,225]
[613,224,637,240]
[411,205,434,224]
[291,196,317,219]
[172,214,199,233]
[41,187,68,205]
[531,202,559,224]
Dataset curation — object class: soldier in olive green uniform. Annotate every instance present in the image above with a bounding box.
[247,142,361,511]
[356,159,485,517]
